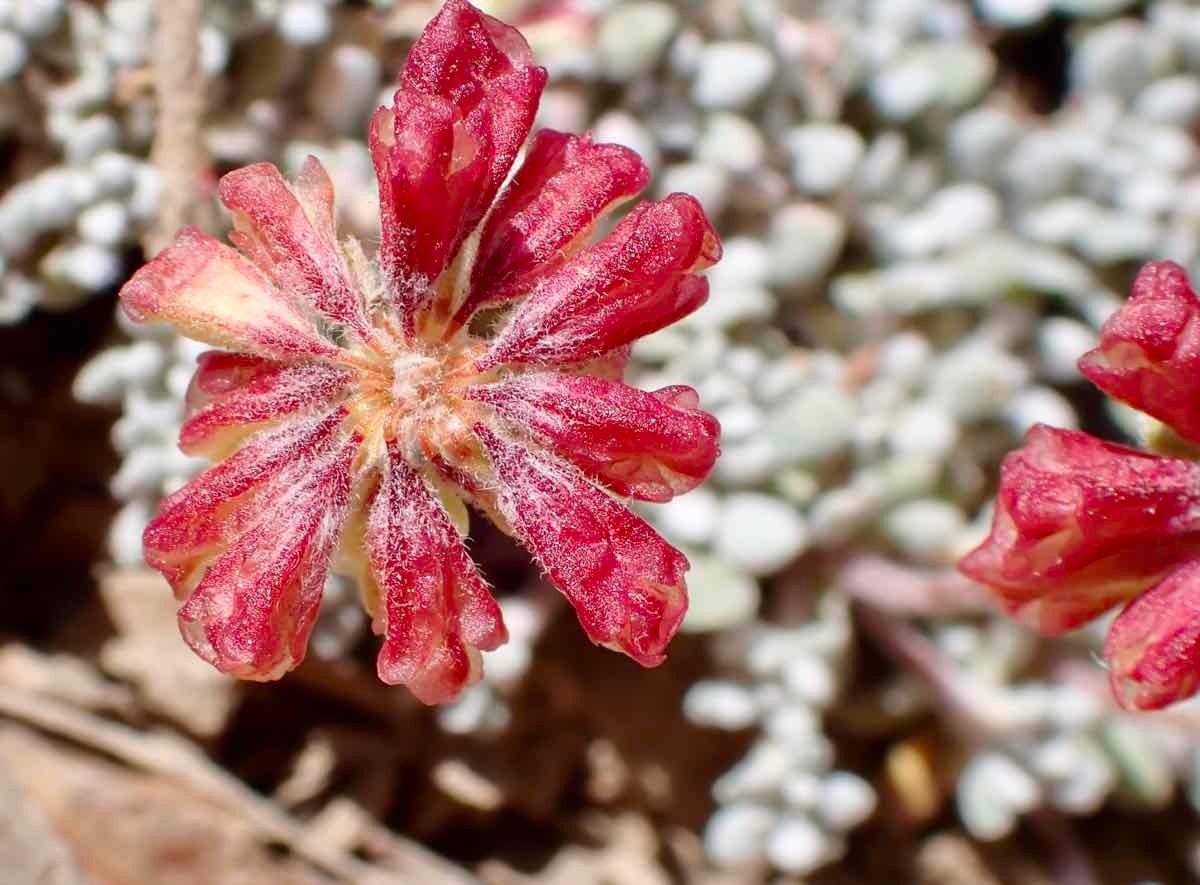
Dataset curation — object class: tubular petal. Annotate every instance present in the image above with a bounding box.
[401,0,545,203]
[176,429,359,680]
[607,274,710,348]
[220,160,371,338]
[373,0,546,311]
[480,194,721,368]
[364,444,506,703]
[1000,579,1160,639]
[181,352,353,458]
[1106,560,1200,710]
[958,424,1200,634]
[469,373,719,502]
[144,408,350,593]
[1079,261,1200,444]
[459,130,649,323]
[369,92,488,314]
[119,227,336,359]
[475,425,689,666]
[185,351,279,403]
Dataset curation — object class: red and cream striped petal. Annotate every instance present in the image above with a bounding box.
[144,409,358,680]
[457,130,649,324]
[119,226,336,360]
[372,0,546,317]
[369,92,488,316]
[180,351,353,459]
[469,373,719,502]
[401,0,545,210]
[361,443,506,703]
[144,408,349,593]
[220,159,371,339]
[475,425,688,666]
[479,194,720,369]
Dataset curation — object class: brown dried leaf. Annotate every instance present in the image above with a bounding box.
[98,567,239,737]
[480,813,669,885]
[916,833,1004,885]
[432,759,504,812]
[0,644,136,716]
[0,687,477,885]
[0,725,322,885]
[304,799,480,885]
[0,756,93,885]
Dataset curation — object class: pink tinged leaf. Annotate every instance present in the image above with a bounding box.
[144,408,350,593]
[474,425,689,666]
[958,424,1200,634]
[180,351,353,459]
[372,0,546,313]
[365,443,506,704]
[1079,261,1200,444]
[1106,559,1200,710]
[478,194,721,369]
[118,226,337,360]
[219,159,372,338]
[469,373,719,502]
[458,130,649,324]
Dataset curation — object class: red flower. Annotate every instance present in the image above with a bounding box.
[960,261,1200,710]
[118,0,721,704]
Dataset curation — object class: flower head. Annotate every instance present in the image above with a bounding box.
[119,0,721,704]
[960,261,1200,711]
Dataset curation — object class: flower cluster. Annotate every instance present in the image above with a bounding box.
[961,261,1200,711]
[118,0,721,704]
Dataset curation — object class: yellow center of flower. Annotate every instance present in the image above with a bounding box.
[391,352,441,406]
[340,332,491,470]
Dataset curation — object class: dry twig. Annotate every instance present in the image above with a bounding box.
[838,555,994,618]
[0,686,476,885]
[0,757,93,885]
[145,0,217,253]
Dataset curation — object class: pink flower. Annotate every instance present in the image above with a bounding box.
[118,0,721,704]
[960,261,1200,710]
